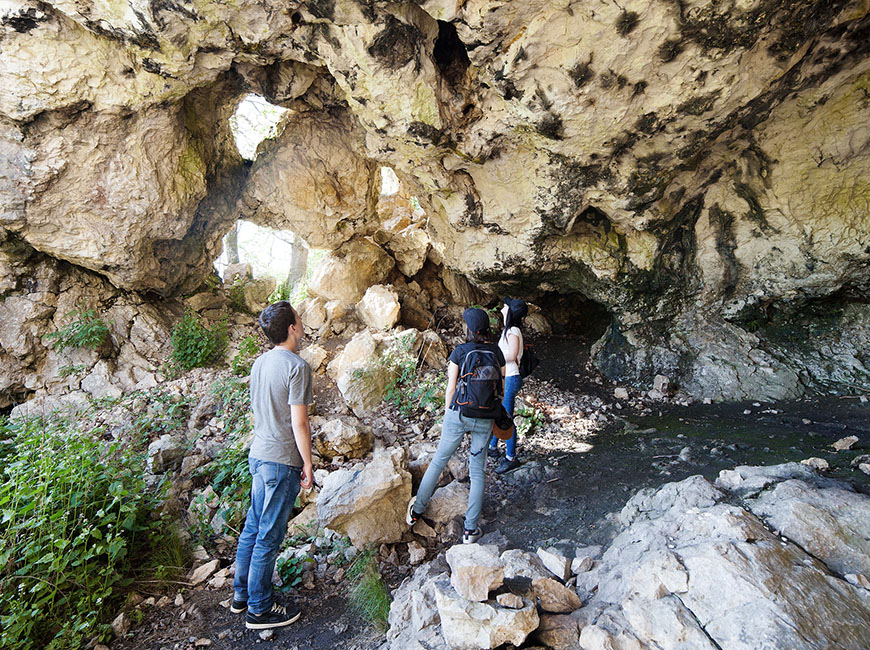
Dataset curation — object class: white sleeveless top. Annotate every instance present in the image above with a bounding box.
[498,326,523,377]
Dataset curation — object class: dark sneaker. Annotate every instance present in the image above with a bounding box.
[487,447,500,458]
[245,602,301,630]
[406,495,420,526]
[230,599,247,614]
[462,527,482,544]
[495,457,520,475]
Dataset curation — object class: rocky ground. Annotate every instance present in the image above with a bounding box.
[101,327,870,650]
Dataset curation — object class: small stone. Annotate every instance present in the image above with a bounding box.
[156,596,172,607]
[497,592,525,609]
[259,629,274,640]
[537,547,572,582]
[614,387,629,400]
[174,594,184,606]
[858,463,870,475]
[743,409,752,415]
[142,597,156,606]
[194,639,212,647]
[832,436,859,451]
[413,518,437,538]
[845,573,870,589]
[801,457,829,471]
[189,559,220,585]
[703,397,712,404]
[802,418,812,425]
[111,612,130,637]
[571,556,595,574]
[95,646,110,650]
[408,540,427,565]
[219,598,232,609]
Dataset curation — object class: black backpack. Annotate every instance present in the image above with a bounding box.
[452,346,503,418]
[518,343,540,378]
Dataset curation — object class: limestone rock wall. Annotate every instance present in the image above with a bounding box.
[1,0,869,401]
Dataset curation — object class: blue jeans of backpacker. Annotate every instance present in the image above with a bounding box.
[233,458,301,615]
[488,374,523,458]
[413,408,493,531]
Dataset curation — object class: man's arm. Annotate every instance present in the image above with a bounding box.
[445,361,459,412]
[291,404,314,489]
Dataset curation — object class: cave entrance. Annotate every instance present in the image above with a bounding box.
[529,292,613,391]
[229,93,289,161]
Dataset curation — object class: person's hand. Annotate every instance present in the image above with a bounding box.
[300,462,314,490]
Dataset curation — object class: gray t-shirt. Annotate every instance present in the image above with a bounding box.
[249,347,313,467]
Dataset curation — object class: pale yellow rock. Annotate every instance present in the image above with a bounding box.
[309,239,395,306]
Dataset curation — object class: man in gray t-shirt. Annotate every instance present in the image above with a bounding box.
[233,301,314,631]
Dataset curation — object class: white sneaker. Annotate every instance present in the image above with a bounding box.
[462,527,482,544]
[406,495,420,526]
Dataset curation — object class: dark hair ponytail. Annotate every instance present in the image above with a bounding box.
[502,308,523,339]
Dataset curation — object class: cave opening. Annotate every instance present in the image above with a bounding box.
[229,93,289,160]
[433,20,470,87]
[524,291,613,390]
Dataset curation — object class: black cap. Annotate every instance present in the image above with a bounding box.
[503,297,528,320]
[462,307,490,334]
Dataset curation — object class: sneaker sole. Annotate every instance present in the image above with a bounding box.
[230,605,247,614]
[245,610,302,629]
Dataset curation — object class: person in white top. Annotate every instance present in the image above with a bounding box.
[488,297,527,474]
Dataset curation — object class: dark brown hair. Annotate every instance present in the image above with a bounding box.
[259,301,297,345]
[466,324,492,343]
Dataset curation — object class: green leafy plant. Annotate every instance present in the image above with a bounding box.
[515,406,545,439]
[169,311,228,372]
[379,334,445,417]
[195,378,253,536]
[0,415,170,650]
[231,335,261,377]
[227,276,250,314]
[44,307,109,352]
[128,388,193,450]
[276,555,307,590]
[58,364,88,379]
[268,281,292,304]
[346,549,391,631]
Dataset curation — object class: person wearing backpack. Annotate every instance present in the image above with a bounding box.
[488,297,528,474]
[406,307,505,543]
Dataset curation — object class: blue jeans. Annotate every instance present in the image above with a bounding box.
[413,408,492,531]
[489,374,523,458]
[233,458,301,615]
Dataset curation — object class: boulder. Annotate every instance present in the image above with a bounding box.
[501,549,552,581]
[299,344,328,373]
[316,447,411,546]
[445,544,504,602]
[384,561,450,650]
[147,435,185,474]
[357,285,401,331]
[575,471,870,649]
[534,613,580,650]
[531,577,582,613]
[311,415,373,460]
[424,481,469,525]
[308,238,394,306]
[536,546,573,582]
[434,580,538,650]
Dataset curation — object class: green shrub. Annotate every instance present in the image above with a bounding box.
[0,415,169,650]
[228,276,249,314]
[129,388,193,450]
[276,555,307,590]
[268,281,292,304]
[44,308,109,352]
[195,378,253,536]
[380,334,445,417]
[169,311,228,372]
[346,549,390,631]
[515,406,545,439]
[231,335,261,377]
